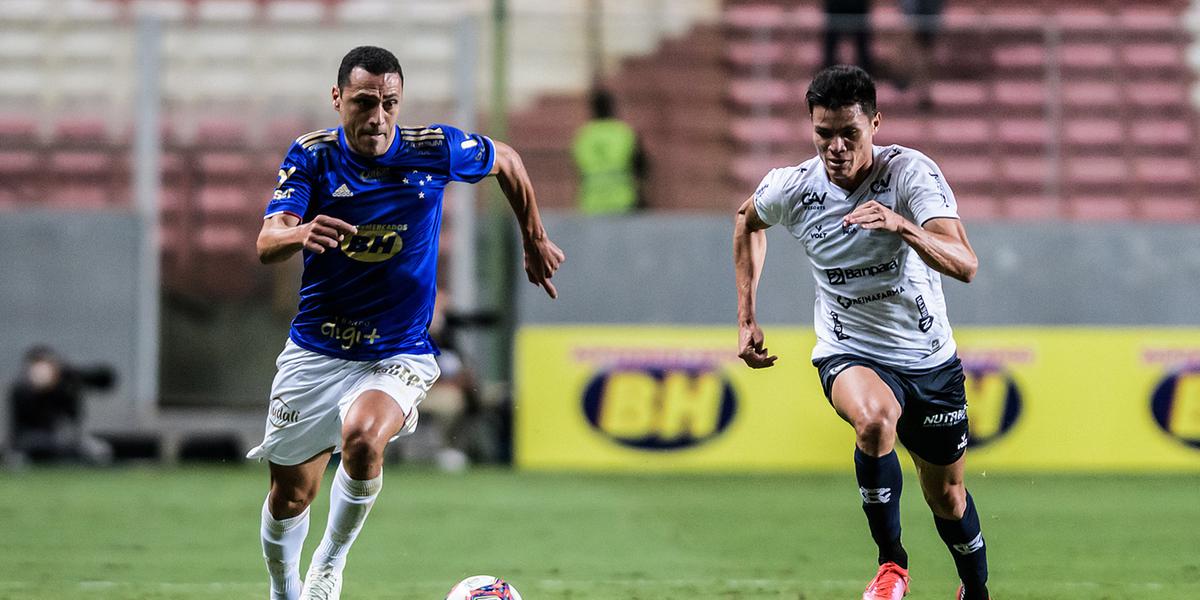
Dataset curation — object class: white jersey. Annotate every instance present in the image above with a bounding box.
[753,144,960,369]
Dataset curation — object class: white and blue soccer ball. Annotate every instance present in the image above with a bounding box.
[444,575,522,600]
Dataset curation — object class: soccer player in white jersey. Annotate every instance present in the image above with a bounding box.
[247,46,564,600]
[733,65,990,600]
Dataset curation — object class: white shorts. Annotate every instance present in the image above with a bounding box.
[246,339,441,466]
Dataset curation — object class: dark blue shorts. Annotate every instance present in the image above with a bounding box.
[813,353,969,465]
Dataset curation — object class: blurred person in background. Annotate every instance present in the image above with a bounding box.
[246,46,563,600]
[6,345,114,466]
[823,0,875,76]
[898,0,944,111]
[733,66,989,600]
[572,87,647,214]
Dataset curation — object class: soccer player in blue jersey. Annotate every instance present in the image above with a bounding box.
[246,46,564,600]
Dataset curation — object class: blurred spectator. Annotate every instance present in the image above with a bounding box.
[6,346,115,466]
[395,292,506,470]
[898,0,944,111]
[823,0,874,75]
[572,88,647,215]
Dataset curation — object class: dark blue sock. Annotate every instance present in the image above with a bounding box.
[934,492,989,600]
[853,448,907,568]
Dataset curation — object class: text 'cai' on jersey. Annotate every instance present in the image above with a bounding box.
[265,124,496,360]
[753,144,960,369]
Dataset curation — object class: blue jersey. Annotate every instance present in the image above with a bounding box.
[264,124,495,360]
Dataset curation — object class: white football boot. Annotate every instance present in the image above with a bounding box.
[299,564,342,600]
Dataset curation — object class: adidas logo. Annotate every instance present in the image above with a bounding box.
[333,184,353,197]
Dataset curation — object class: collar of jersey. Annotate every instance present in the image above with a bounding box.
[823,144,882,198]
[337,125,402,166]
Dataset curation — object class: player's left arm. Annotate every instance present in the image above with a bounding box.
[488,139,566,298]
[844,203,978,283]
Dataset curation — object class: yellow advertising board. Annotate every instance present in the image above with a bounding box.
[514,326,1200,472]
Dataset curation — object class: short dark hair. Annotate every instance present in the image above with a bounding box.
[337,46,404,89]
[805,65,877,116]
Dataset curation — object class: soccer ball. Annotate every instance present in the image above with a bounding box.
[444,575,522,600]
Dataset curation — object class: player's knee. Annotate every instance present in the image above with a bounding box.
[923,483,966,519]
[269,483,318,517]
[341,425,386,468]
[853,405,899,451]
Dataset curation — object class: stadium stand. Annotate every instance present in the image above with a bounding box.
[0,0,718,300]
[1,0,1196,273]
[721,0,1200,220]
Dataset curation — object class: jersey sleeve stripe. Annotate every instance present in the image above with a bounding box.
[295,129,336,145]
[264,209,302,220]
[300,132,338,149]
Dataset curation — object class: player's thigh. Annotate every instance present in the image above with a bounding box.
[339,353,440,444]
[911,451,967,519]
[830,365,903,431]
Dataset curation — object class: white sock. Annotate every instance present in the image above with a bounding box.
[261,498,310,600]
[309,463,382,572]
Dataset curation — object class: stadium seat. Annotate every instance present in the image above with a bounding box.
[875,117,925,148]
[931,118,991,148]
[1138,197,1200,220]
[1066,195,1135,220]
[993,81,1046,113]
[955,194,1002,221]
[997,118,1048,149]
[1067,156,1128,185]
[1064,119,1124,147]
[196,0,257,22]
[1133,157,1195,186]
[198,185,253,216]
[1062,81,1121,109]
[1129,118,1194,150]
[1126,82,1188,109]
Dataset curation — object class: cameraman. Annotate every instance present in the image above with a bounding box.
[7,345,115,465]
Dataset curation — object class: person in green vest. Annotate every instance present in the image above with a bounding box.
[572,88,646,214]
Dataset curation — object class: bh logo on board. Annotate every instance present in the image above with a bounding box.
[1150,365,1200,449]
[582,366,737,451]
[960,349,1028,448]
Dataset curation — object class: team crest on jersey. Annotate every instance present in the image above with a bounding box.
[869,173,891,194]
[339,224,408,263]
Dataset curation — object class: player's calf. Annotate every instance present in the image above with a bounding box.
[934,491,989,600]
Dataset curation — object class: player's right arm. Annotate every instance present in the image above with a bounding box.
[256,213,357,264]
[257,137,357,264]
[734,195,777,369]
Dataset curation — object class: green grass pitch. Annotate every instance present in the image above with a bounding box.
[0,467,1196,599]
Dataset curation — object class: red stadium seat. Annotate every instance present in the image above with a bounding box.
[1067,196,1135,220]
[198,185,253,216]
[931,118,990,147]
[1126,82,1189,108]
[1129,119,1194,150]
[997,118,1048,148]
[1004,195,1062,220]
[1064,119,1124,147]
[1138,197,1200,220]
[955,194,1002,221]
[1062,81,1121,109]
[1121,43,1182,69]
[1067,156,1128,184]
[1133,157,1195,186]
